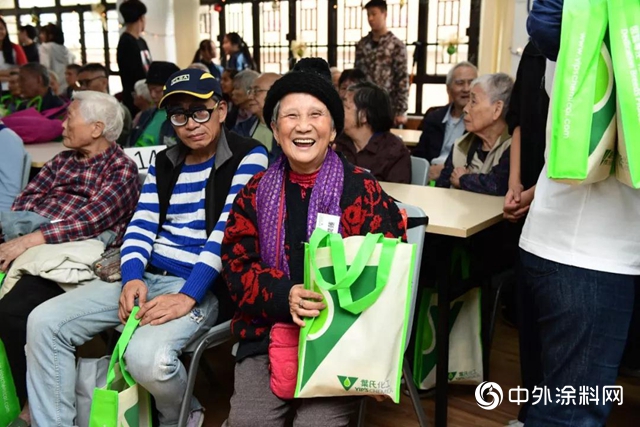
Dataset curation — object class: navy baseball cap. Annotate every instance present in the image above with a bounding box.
[158,68,223,109]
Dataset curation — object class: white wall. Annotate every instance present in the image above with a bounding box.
[510,0,532,75]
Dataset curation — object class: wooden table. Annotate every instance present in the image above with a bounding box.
[390,128,422,147]
[26,142,68,168]
[381,182,504,427]
[380,182,504,237]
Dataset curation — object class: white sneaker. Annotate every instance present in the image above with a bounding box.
[187,409,205,427]
[505,421,524,427]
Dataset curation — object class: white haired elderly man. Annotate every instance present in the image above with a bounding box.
[0,90,140,427]
[230,69,260,137]
[413,61,478,182]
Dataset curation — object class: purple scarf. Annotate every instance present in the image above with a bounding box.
[256,149,344,277]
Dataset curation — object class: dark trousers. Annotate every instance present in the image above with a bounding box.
[519,249,635,426]
[0,275,63,404]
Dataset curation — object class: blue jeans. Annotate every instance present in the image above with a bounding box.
[520,250,635,427]
[25,272,218,427]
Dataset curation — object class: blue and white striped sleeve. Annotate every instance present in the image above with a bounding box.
[120,163,161,285]
[179,145,269,302]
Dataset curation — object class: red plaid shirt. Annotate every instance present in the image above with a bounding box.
[12,144,140,246]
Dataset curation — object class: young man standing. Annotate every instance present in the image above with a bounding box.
[117,0,152,117]
[355,0,409,126]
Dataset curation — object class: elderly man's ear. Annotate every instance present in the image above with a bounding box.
[92,121,105,139]
[217,100,228,124]
[492,100,504,121]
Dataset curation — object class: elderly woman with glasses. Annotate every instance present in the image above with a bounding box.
[23,69,268,427]
[436,72,514,195]
[220,58,406,427]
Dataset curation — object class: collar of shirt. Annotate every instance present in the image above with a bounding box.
[350,131,385,155]
[441,103,462,125]
[73,142,117,166]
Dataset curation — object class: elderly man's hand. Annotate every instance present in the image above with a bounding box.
[450,167,468,188]
[428,163,445,182]
[0,231,45,272]
[136,293,196,326]
[289,284,325,327]
[119,279,148,324]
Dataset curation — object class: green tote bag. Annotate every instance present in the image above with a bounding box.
[609,0,640,188]
[547,0,616,185]
[295,230,415,403]
[0,339,20,427]
[88,307,152,427]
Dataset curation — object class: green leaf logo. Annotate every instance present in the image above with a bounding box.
[337,376,358,391]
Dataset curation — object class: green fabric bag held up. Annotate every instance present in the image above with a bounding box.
[547,0,616,185]
[295,230,415,403]
[88,307,152,427]
[609,0,640,188]
[0,339,21,427]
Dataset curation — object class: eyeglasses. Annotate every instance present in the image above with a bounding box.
[247,87,268,96]
[75,76,107,88]
[169,102,220,126]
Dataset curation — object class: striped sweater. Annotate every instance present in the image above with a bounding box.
[120,146,268,302]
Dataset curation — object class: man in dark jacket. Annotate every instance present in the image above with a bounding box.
[127,61,179,147]
[412,61,477,182]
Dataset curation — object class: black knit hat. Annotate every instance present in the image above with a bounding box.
[146,61,180,86]
[263,58,344,135]
[119,0,147,24]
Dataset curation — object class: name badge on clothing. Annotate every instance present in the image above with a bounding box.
[315,213,340,234]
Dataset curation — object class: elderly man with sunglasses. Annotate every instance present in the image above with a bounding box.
[25,68,268,427]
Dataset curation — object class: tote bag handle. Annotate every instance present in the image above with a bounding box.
[105,307,141,389]
[308,229,400,314]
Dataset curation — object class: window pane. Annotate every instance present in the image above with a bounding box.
[83,11,106,65]
[61,12,81,64]
[39,13,58,27]
[20,0,55,7]
[3,15,18,44]
[0,0,15,8]
[107,9,119,72]
[61,0,98,5]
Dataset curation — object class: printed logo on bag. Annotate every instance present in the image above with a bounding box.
[337,376,358,391]
[475,381,504,410]
[352,378,394,394]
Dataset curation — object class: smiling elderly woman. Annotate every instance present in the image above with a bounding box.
[436,73,514,195]
[220,58,406,427]
[0,90,139,427]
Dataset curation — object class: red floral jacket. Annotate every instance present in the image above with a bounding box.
[221,160,406,361]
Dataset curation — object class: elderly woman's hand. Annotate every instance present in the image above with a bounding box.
[289,284,326,327]
[450,167,468,188]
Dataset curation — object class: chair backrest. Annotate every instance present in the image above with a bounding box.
[123,145,167,172]
[410,156,429,186]
[396,202,427,352]
[21,151,32,190]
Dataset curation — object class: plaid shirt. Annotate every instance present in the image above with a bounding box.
[12,144,140,246]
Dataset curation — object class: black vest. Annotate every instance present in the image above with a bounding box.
[154,130,263,323]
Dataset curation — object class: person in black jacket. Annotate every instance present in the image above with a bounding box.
[117,0,152,117]
[413,61,477,182]
[17,25,38,63]
[127,61,180,147]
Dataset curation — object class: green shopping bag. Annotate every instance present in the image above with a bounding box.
[295,230,415,403]
[88,307,152,427]
[412,288,482,390]
[548,0,616,184]
[0,339,20,426]
[609,0,640,188]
